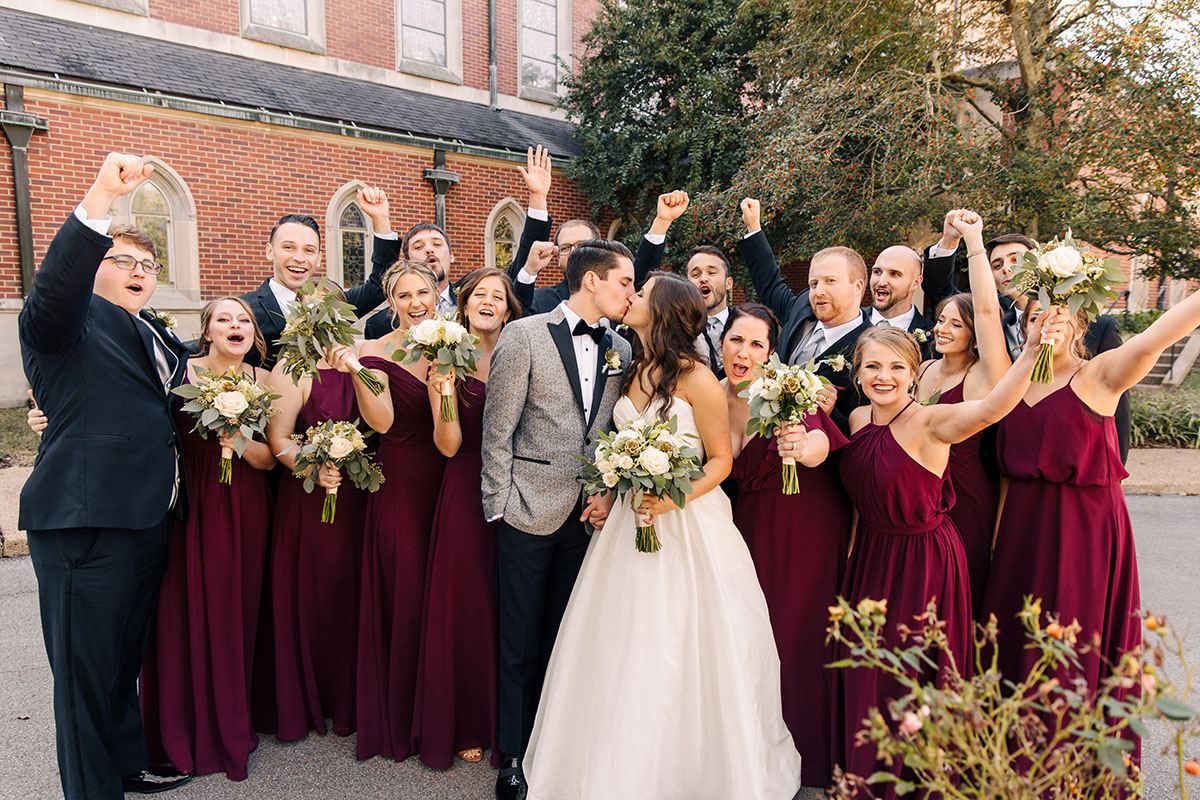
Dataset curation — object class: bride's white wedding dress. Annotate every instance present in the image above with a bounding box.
[524,395,802,800]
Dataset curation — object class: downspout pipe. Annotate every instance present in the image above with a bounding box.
[488,0,499,109]
[1,85,49,298]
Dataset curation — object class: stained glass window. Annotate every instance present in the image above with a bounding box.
[131,182,171,285]
[521,0,557,91]
[401,0,447,67]
[340,202,367,287]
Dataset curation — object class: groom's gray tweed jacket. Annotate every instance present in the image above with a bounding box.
[482,305,633,535]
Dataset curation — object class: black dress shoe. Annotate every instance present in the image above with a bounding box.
[495,756,527,800]
[122,764,194,794]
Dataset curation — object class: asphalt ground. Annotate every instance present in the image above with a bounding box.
[1,496,1196,799]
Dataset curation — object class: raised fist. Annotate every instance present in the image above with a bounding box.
[518,145,553,207]
[740,198,762,233]
[655,191,690,223]
[949,209,983,240]
[356,186,391,232]
[523,241,558,276]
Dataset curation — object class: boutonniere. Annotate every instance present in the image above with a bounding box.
[614,323,630,336]
[912,328,929,344]
[147,308,178,331]
[604,348,622,373]
[821,353,848,373]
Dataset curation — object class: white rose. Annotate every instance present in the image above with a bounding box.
[613,430,639,449]
[328,436,354,459]
[1041,246,1083,279]
[595,457,612,473]
[638,448,671,475]
[442,320,467,345]
[213,391,249,420]
[760,378,782,401]
[602,471,620,488]
[618,454,635,471]
[410,319,442,346]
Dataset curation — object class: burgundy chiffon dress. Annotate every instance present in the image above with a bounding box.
[729,409,850,788]
[835,406,972,797]
[937,381,999,618]
[260,368,368,741]
[140,371,272,780]
[982,378,1140,711]
[355,357,446,762]
[412,377,501,769]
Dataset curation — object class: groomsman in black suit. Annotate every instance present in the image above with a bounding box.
[868,245,936,358]
[923,211,1131,461]
[363,217,462,338]
[242,201,386,367]
[685,245,735,379]
[737,199,871,433]
[507,188,689,314]
[19,153,193,799]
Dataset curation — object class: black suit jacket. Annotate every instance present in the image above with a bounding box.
[739,230,871,432]
[921,243,1131,461]
[244,249,386,366]
[19,214,190,531]
[504,218,667,316]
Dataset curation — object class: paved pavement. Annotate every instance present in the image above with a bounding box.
[1,496,1196,799]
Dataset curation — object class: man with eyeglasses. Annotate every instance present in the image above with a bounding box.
[19,153,194,799]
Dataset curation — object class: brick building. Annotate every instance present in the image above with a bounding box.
[0,0,609,405]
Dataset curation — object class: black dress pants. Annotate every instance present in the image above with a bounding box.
[28,518,172,800]
[495,507,590,758]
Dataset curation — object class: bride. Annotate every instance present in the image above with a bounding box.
[524,271,803,800]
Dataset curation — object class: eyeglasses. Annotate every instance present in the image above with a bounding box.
[102,255,163,275]
[558,243,580,256]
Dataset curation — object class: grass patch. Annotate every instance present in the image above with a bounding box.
[0,407,40,468]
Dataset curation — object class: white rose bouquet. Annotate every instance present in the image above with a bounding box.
[392,316,482,422]
[276,278,385,396]
[739,353,829,495]
[578,415,705,553]
[1007,230,1124,383]
[290,419,384,523]
[171,367,280,484]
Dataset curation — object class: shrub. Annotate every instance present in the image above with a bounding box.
[1131,391,1200,449]
[1116,310,1167,334]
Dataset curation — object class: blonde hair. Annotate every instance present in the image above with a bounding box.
[852,326,922,385]
[383,260,438,303]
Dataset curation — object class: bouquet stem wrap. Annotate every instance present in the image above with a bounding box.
[780,454,800,495]
[219,445,234,484]
[439,380,456,422]
[322,485,338,524]
[346,354,385,396]
[634,510,661,553]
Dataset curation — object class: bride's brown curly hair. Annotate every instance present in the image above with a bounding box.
[621,270,707,421]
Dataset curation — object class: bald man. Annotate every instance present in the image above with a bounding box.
[868,245,935,357]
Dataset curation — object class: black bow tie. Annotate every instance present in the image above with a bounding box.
[572,319,606,344]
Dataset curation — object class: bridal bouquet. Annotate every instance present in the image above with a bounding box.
[578,415,705,553]
[290,419,384,523]
[392,316,482,422]
[740,353,829,495]
[1008,230,1124,383]
[171,367,280,484]
[276,278,385,395]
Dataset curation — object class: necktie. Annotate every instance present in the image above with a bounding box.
[790,325,825,366]
[572,319,605,344]
[875,317,891,328]
[706,317,724,368]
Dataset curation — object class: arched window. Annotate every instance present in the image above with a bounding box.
[131,182,173,285]
[326,181,376,288]
[109,158,200,306]
[485,199,525,271]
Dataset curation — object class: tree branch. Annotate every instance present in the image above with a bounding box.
[1047,0,1100,44]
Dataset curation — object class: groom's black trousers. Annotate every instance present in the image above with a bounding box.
[496,505,590,758]
[27,518,173,800]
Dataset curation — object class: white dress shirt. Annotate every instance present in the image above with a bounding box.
[698,306,729,368]
[559,302,600,420]
[792,311,867,364]
[268,278,298,319]
[870,305,916,331]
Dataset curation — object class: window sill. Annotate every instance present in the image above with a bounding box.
[398,60,463,86]
[241,23,326,55]
[77,0,149,14]
[519,85,562,106]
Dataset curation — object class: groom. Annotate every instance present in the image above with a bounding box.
[482,240,636,800]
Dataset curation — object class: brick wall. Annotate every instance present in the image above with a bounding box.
[149,0,239,36]
[0,89,596,300]
[326,0,394,70]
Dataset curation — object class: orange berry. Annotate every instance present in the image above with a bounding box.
[1146,617,1159,631]
[1046,623,1064,639]
[1186,759,1200,776]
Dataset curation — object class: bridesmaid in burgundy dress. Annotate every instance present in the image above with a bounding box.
[140,297,274,781]
[723,303,849,788]
[345,262,446,762]
[262,284,369,742]
[983,284,1200,712]
[412,267,522,769]
[915,210,1010,617]
[835,314,1065,798]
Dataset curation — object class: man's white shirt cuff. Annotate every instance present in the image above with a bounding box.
[74,204,112,236]
[375,231,399,241]
[644,232,665,245]
[527,208,549,221]
[517,270,537,284]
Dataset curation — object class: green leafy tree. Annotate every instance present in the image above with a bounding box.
[692,0,1200,280]
[561,0,786,259]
